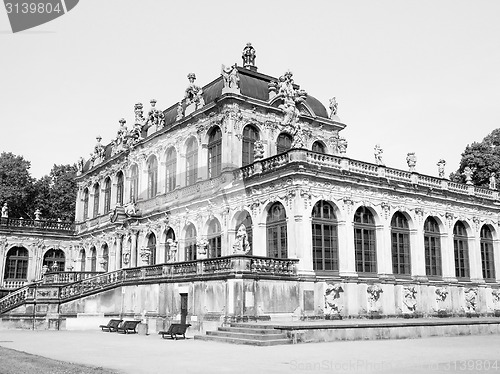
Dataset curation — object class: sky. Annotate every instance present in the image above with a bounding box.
[0,0,499,179]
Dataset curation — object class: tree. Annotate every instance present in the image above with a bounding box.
[32,164,77,221]
[451,129,500,187]
[0,152,34,218]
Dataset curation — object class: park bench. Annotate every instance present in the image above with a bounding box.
[99,319,123,332]
[116,320,141,334]
[158,323,191,340]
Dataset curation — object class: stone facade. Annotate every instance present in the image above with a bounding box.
[1,45,500,331]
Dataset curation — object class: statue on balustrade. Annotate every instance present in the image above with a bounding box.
[184,73,205,109]
[490,172,496,190]
[242,42,256,68]
[1,203,8,218]
[437,159,446,178]
[221,64,240,89]
[374,144,384,166]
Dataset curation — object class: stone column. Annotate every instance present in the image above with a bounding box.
[411,221,426,278]
[376,220,393,277]
[74,188,83,222]
[199,143,208,180]
[441,228,456,282]
[469,229,483,282]
[131,231,138,267]
[178,151,187,188]
[115,235,122,270]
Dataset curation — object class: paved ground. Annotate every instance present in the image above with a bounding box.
[0,329,499,374]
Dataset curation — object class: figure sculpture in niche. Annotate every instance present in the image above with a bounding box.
[233,224,251,254]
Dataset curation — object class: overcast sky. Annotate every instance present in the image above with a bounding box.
[1,0,499,179]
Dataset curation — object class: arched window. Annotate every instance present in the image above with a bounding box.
[104,177,111,214]
[90,247,97,272]
[453,221,470,278]
[354,206,377,273]
[424,217,442,276]
[186,138,198,186]
[207,219,222,258]
[43,249,65,272]
[391,212,411,275]
[480,225,495,280]
[266,202,288,258]
[165,147,177,192]
[83,188,89,220]
[185,224,197,261]
[93,183,100,217]
[208,127,222,178]
[242,125,260,166]
[102,245,109,272]
[4,247,29,280]
[312,201,338,271]
[277,133,292,154]
[165,228,176,262]
[116,172,124,206]
[130,164,139,202]
[236,212,253,255]
[147,156,158,199]
[147,234,156,266]
[79,249,86,271]
[312,141,326,154]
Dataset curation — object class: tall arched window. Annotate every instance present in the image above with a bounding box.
[130,164,139,202]
[43,249,65,272]
[185,224,197,261]
[354,206,377,273]
[480,225,495,280]
[147,156,158,199]
[312,201,338,271]
[266,202,288,258]
[186,138,198,186]
[312,141,326,154]
[391,212,411,275]
[424,217,442,276]
[116,171,124,206]
[104,177,111,214]
[453,221,470,278]
[102,245,109,272]
[207,219,222,258]
[242,125,259,166]
[208,127,222,178]
[277,133,292,154]
[165,228,176,262]
[79,249,86,271]
[4,247,29,280]
[83,188,89,220]
[147,234,156,266]
[90,247,97,272]
[93,183,100,217]
[165,147,177,192]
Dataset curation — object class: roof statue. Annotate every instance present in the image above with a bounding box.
[490,172,497,190]
[111,118,129,155]
[463,166,474,185]
[146,99,165,131]
[1,203,8,218]
[221,64,240,94]
[76,156,85,175]
[242,42,257,71]
[374,144,384,166]
[338,138,348,154]
[176,102,184,121]
[329,97,338,118]
[184,73,205,113]
[277,70,306,128]
[92,136,105,164]
[437,159,446,178]
[406,152,417,172]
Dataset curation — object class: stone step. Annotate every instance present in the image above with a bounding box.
[194,334,292,346]
[229,323,277,330]
[207,330,288,340]
[218,326,283,335]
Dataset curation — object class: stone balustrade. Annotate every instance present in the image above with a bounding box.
[238,149,500,201]
[0,217,74,232]
[0,255,299,314]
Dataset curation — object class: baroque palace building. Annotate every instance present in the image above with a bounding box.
[1,44,500,332]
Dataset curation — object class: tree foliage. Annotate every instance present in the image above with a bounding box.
[0,152,76,221]
[451,129,500,188]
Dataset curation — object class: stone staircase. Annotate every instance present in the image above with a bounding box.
[194,323,292,346]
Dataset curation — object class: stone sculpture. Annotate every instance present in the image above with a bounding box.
[242,42,256,69]
[406,152,417,172]
[233,224,251,254]
[437,159,446,178]
[374,144,384,166]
